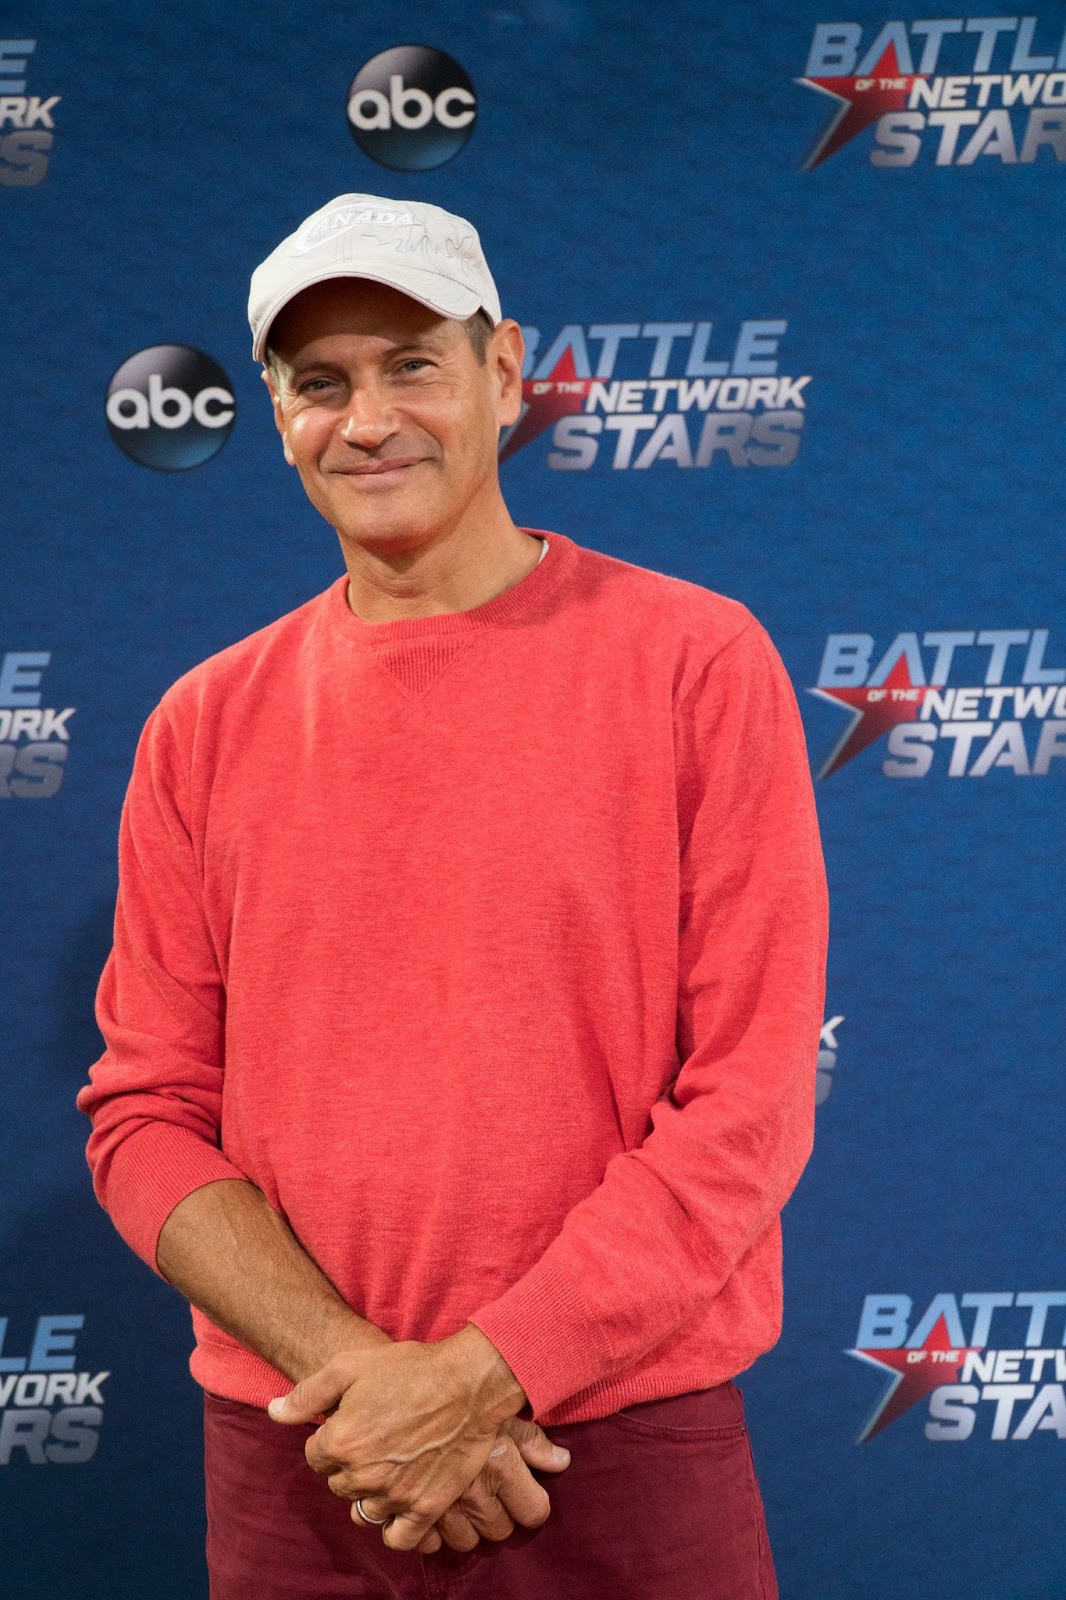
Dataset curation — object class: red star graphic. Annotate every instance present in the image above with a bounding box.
[810,654,929,779]
[499,347,594,462]
[848,1315,981,1442]
[796,42,928,169]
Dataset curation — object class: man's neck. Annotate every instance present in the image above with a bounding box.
[340,518,545,624]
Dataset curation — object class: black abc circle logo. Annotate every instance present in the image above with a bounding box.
[106,345,236,471]
[346,45,477,171]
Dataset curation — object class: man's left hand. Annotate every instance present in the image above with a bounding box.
[267,1325,527,1551]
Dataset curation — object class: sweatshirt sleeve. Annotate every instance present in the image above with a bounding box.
[76,701,250,1274]
[467,618,829,1419]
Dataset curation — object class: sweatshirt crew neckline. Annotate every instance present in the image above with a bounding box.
[326,528,572,648]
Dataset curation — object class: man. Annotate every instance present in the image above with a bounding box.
[78,192,828,1600]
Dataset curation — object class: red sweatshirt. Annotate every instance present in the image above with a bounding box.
[77,528,827,1426]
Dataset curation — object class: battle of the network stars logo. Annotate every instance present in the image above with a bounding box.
[0,653,73,800]
[849,1291,1066,1443]
[500,320,810,472]
[0,38,58,184]
[0,1315,108,1466]
[798,16,1066,167]
[816,1014,843,1105]
[810,628,1066,779]
[106,346,236,470]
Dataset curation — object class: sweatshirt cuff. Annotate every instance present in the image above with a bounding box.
[97,1121,250,1275]
[466,1253,614,1422]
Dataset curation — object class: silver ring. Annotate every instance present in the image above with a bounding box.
[354,1498,390,1526]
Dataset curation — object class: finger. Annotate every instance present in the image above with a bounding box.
[458,1498,513,1543]
[268,1356,357,1425]
[330,1468,379,1501]
[430,1502,482,1553]
[303,1412,371,1477]
[497,1416,571,1473]
[306,1425,352,1477]
[419,1443,549,1555]
[415,1529,444,1555]
[382,1511,440,1553]
[349,1499,395,1529]
[448,1457,514,1544]
[486,1435,552,1530]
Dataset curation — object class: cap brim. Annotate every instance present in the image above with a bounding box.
[252,266,487,362]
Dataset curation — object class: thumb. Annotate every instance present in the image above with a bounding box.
[497,1415,571,1471]
[267,1356,356,1425]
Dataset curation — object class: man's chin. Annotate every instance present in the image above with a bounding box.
[331,515,442,556]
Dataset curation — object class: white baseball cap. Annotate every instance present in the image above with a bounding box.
[248,193,502,362]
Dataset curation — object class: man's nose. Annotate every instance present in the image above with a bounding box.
[340,384,398,448]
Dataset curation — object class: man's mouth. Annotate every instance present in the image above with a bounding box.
[330,457,424,477]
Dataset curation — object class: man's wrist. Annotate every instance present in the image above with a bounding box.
[287,1310,393,1382]
[441,1323,528,1430]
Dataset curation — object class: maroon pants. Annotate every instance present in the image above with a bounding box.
[203,1382,778,1599]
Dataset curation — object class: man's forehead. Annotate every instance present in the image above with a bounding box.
[268,276,459,357]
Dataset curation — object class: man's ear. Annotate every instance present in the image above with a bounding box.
[491,320,526,430]
[260,364,296,467]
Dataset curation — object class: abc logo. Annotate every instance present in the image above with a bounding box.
[106,345,236,471]
[347,45,476,171]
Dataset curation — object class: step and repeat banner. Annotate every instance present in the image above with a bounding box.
[2,2,1064,1595]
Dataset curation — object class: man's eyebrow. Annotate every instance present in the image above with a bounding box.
[284,334,452,374]
[386,334,452,356]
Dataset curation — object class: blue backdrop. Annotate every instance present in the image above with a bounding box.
[3,2,1064,1594]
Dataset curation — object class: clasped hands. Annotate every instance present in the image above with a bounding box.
[267,1325,570,1556]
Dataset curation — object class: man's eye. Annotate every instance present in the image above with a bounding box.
[397,359,431,374]
[299,378,334,394]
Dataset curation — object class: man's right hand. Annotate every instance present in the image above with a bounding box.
[154,1181,568,1558]
[414,1415,570,1555]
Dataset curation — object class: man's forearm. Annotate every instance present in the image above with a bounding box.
[156,1177,529,1427]
[155,1178,391,1381]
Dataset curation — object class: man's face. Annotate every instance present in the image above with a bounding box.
[262,278,524,554]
